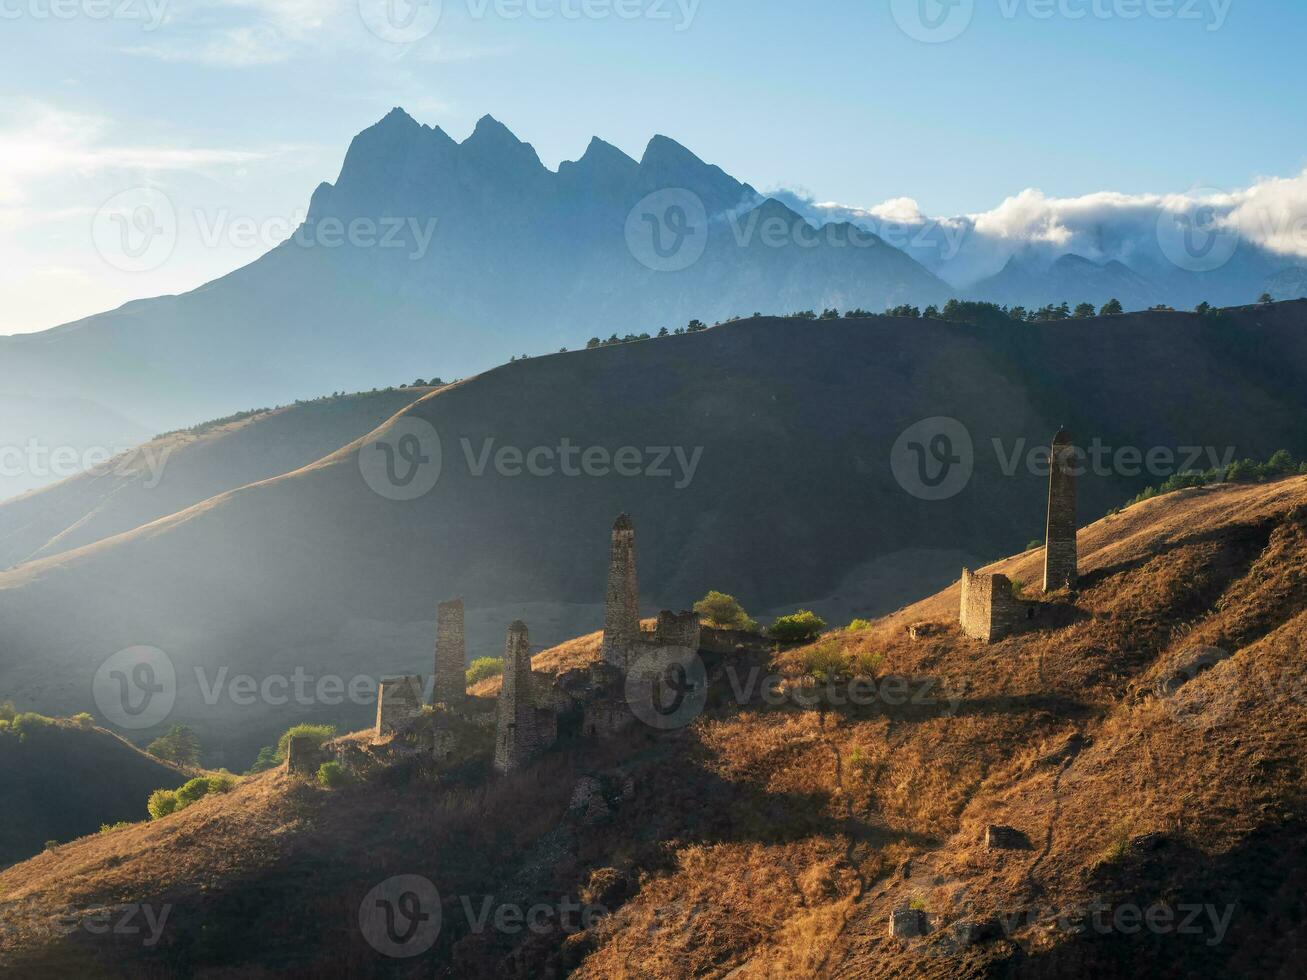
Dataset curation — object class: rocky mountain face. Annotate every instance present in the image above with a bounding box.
[0,109,950,501]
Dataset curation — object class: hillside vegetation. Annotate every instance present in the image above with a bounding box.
[2,476,1305,976]
[3,304,1307,766]
[0,713,191,868]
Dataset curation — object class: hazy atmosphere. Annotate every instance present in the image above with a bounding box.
[3,2,1307,978]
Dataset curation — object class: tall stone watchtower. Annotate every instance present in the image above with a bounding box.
[1043,428,1079,592]
[601,514,640,668]
[433,597,466,706]
[494,621,540,773]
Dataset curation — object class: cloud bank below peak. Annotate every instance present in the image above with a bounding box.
[772,171,1307,291]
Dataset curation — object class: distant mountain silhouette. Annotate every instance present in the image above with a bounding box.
[0,109,950,500]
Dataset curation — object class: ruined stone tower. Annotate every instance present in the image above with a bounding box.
[494,621,542,773]
[959,568,1027,643]
[375,675,424,737]
[1043,428,1079,592]
[433,597,466,706]
[601,514,640,668]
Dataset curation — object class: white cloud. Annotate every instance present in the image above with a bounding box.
[782,174,1307,286]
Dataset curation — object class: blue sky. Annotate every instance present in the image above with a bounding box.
[2,0,1305,333]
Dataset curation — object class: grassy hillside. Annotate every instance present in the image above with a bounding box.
[0,387,431,569]
[0,714,191,868]
[3,304,1307,768]
[1,477,1305,976]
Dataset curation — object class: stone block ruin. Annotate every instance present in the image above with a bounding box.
[375,675,425,737]
[322,511,766,779]
[1044,427,1079,592]
[958,569,1029,643]
[493,621,558,773]
[957,430,1082,642]
[433,597,466,706]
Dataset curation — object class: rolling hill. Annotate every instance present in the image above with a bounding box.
[0,109,950,501]
[0,715,191,869]
[0,386,431,570]
[1,475,1305,976]
[3,303,1307,768]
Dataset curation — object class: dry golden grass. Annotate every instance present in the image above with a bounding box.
[5,477,1307,978]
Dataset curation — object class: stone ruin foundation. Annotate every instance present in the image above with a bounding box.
[959,569,1028,643]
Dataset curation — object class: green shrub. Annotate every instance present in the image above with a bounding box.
[0,700,15,722]
[11,712,53,740]
[275,723,336,762]
[150,774,235,820]
[845,619,873,632]
[71,713,94,727]
[466,657,503,687]
[768,610,827,645]
[175,777,213,808]
[246,745,281,774]
[44,840,59,851]
[147,789,178,820]
[317,761,349,788]
[797,640,849,682]
[693,591,758,631]
[0,719,9,733]
[100,821,132,834]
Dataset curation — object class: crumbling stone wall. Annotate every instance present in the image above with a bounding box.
[959,568,1027,643]
[1044,428,1079,591]
[495,622,550,773]
[375,675,425,738]
[284,734,327,776]
[601,514,640,669]
[433,597,466,706]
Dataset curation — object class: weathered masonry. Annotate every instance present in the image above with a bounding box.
[494,621,555,773]
[433,597,467,706]
[601,513,641,669]
[375,675,424,737]
[1044,428,1079,592]
[959,568,1027,643]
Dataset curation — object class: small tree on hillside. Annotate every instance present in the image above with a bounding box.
[768,610,827,645]
[1100,298,1124,316]
[1259,292,1274,305]
[1073,302,1096,319]
[693,591,758,631]
[147,724,202,767]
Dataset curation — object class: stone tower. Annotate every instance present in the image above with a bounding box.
[1043,428,1079,591]
[494,621,540,773]
[601,514,640,668]
[433,597,466,706]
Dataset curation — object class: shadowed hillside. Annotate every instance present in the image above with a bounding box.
[1,477,1305,976]
[0,716,190,869]
[0,387,431,569]
[2,304,1307,767]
